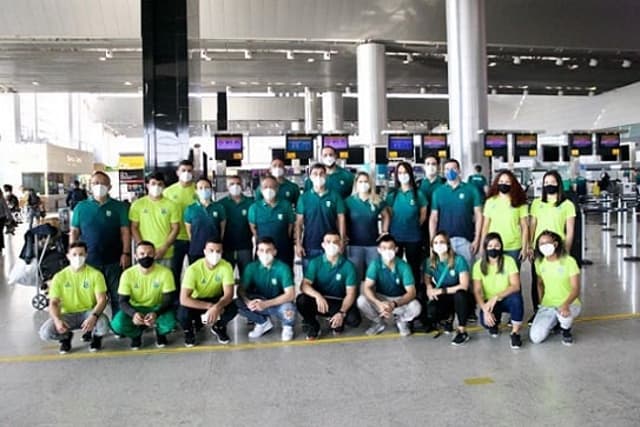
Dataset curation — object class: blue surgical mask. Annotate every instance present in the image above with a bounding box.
[197,189,212,201]
[445,169,459,181]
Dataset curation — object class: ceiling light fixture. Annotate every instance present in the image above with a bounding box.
[99,57,107,61]
[420,87,426,94]
[244,49,252,60]
[124,81,132,86]
[513,56,521,65]
[555,58,564,66]
[589,58,598,67]
[491,88,497,95]
[569,64,579,70]
[286,50,294,60]
[307,57,315,63]
[323,51,331,61]
[31,81,39,86]
[403,53,413,64]
[200,49,212,61]
[105,49,113,59]
[622,59,632,68]
[488,62,497,67]
[557,89,564,96]
[588,90,595,97]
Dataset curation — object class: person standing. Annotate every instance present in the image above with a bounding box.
[419,155,446,253]
[184,177,226,264]
[0,188,8,253]
[66,180,88,211]
[3,184,19,234]
[468,164,489,202]
[26,188,43,229]
[303,146,354,199]
[255,158,300,206]
[219,175,254,274]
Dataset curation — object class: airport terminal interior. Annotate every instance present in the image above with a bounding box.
[2,1,640,426]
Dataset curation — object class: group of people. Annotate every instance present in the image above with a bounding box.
[37,147,582,353]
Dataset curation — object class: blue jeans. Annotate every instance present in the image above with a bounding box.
[171,240,190,290]
[39,310,110,341]
[235,297,296,326]
[450,237,474,268]
[479,292,524,328]
[302,248,324,272]
[347,245,379,283]
[91,263,123,315]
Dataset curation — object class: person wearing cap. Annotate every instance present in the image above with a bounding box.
[255,158,300,206]
[303,146,354,199]
[219,175,254,274]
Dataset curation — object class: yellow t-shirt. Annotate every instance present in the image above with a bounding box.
[49,265,107,314]
[118,264,176,307]
[530,198,576,242]
[483,196,528,251]
[472,256,519,299]
[535,256,581,307]
[129,196,181,259]
[163,182,196,241]
[182,258,235,299]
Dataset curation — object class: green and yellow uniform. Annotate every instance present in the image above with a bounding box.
[530,198,576,242]
[49,265,107,314]
[535,256,581,307]
[182,258,234,299]
[129,196,181,259]
[163,182,196,241]
[472,256,519,299]
[483,196,528,251]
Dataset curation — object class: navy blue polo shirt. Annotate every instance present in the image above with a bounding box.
[296,189,345,251]
[184,200,226,256]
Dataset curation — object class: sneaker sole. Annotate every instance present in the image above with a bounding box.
[451,336,470,346]
[156,343,167,348]
[248,324,274,339]
[184,342,195,348]
[562,340,573,346]
[510,344,522,350]
[88,347,100,353]
[210,329,230,344]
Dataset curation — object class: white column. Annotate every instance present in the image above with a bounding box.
[322,91,343,132]
[446,0,488,173]
[357,43,387,165]
[304,87,317,133]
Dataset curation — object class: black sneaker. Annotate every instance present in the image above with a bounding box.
[561,328,573,346]
[89,336,102,352]
[451,331,470,346]
[442,320,454,334]
[59,334,72,354]
[210,323,230,344]
[184,329,196,348]
[130,335,142,350]
[81,331,92,342]
[156,333,168,348]
[551,323,562,335]
[510,333,522,349]
[305,327,320,341]
[488,326,499,338]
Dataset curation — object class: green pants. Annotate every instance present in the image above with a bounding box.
[110,305,176,338]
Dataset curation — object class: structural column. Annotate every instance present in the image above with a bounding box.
[304,87,318,133]
[142,0,191,176]
[322,91,343,132]
[446,0,488,173]
[357,43,387,166]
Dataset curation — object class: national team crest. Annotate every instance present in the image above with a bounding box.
[106,210,112,217]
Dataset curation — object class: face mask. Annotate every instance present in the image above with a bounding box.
[197,189,212,201]
[322,156,336,167]
[445,169,459,182]
[539,243,556,257]
[398,173,410,185]
[205,252,222,266]
[271,167,285,178]
[228,184,242,196]
[497,184,511,194]
[138,256,154,269]
[324,243,340,257]
[379,249,395,263]
[311,176,326,188]
[486,248,502,259]
[148,185,163,198]
[262,188,276,201]
[433,243,448,255]
[425,165,438,177]
[92,184,108,199]
[357,182,370,193]
[69,255,86,270]
[544,185,559,195]
[179,171,193,183]
[258,252,274,266]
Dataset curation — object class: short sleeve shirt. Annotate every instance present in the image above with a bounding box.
[182,258,235,299]
[296,189,345,251]
[129,196,181,259]
[183,200,226,256]
[256,179,300,206]
[418,176,446,208]
[49,265,107,314]
[241,259,294,299]
[162,182,196,241]
[483,196,528,251]
[304,167,354,199]
[535,256,581,307]
[530,198,576,242]
[219,195,254,251]
[345,196,386,247]
[431,182,482,241]
[365,257,415,297]
[248,200,295,254]
[472,256,519,299]
[118,264,176,307]
[304,254,357,298]
[386,189,427,243]
[424,255,469,288]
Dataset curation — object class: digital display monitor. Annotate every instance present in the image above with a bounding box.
[387,135,414,159]
[285,134,314,160]
[214,134,243,161]
[569,133,592,148]
[422,134,447,149]
[515,133,538,147]
[598,133,620,148]
[346,147,365,165]
[484,133,508,149]
[322,134,349,150]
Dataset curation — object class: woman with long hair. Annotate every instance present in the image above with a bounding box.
[472,232,524,349]
[480,170,529,267]
[530,230,581,345]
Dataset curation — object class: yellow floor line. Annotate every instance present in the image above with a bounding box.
[0,312,638,364]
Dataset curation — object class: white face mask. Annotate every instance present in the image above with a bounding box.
[69,255,86,270]
[357,182,370,193]
[322,156,336,167]
[197,189,212,201]
[258,252,274,266]
[92,184,108,199]
[379,249,395,263]
[311,176,326,188]
[425,165,438,177]
[179,171,193,183]
[271,167,285,178]
[398,173,411,185]
[324,243,340,257]
[539,243,556,257]
[148,185,164,198]
[262,188,276,201]
[228,183,242,196]
[433,243,448,255]
[205,252,222,266]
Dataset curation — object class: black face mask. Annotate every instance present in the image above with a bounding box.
[544,185,559,195]
[486,248,502,259]
[138,256,154,268]
[497,184,511,194]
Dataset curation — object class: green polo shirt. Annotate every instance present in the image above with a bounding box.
[431,182,482,241]
[424,255,469,288]
[530,198,576,242]
[468,173,488,201]
[535,255,581,307]
[71,197,129,266]
[129,196,181,259]
[219,195,254,251]
[304,254,357,298]
[183,200,226,256]
[472,256,519,299]
[255,179,300,206]
[49,265,107,314]
[248,199,295,256]
[182,258,235,300]
[304,166,354,199]
[483,196,528,251]
[345,195,387,247]
[296,189,345,251]
[241,259,294,299]
[418,176,446,207]
[365,257,415,297]
[118,264,176,307]
[163,182,196,241]
[386,188,427,243]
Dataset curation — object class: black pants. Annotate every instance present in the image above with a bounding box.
[530,265,540,312]
[295,294,361,332]
[177,297,238,331]
[396,240,427,321]
[426,290,469,327]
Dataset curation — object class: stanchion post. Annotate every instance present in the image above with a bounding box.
[623,205,640,262]
[617,199,631,248]
[602,194,615,231]
[581,206,593,265]
[613,198,623,238]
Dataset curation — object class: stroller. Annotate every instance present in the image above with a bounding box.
[18,224,69,310]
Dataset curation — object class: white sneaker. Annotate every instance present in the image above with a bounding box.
[396,320,411,337]
[281,325,294,341]
[248,318,274,339]
[366,321,385,336]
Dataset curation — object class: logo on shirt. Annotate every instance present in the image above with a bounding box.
[214,275,221,282]
[410,199,415,206]
[242,209,247,216]
[459,193,465,200]
[336,273,342,281]
[64,282,71,288]
[340,180,345,185]
[271,278,278,286]
[160,208,168,216]
[106,210,112,217]
[285,191,290,197]
[201,279,206,285]
[396,278,400,285]
[213,212,218,218]
[557,267,565,274]
[277,213,284,221]
[450,270,456,277]
[143,209,149,214]
[153,280,160,289]
[83,281,89,289]
[326,201,332,208]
